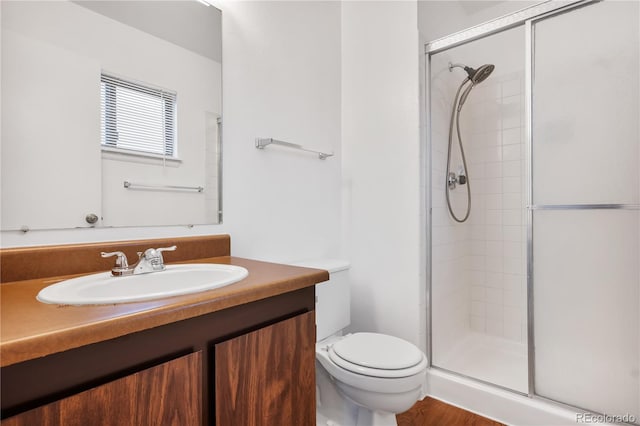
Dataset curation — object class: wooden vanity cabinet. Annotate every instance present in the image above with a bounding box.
[1,287,316,426]
[2,352,202,426]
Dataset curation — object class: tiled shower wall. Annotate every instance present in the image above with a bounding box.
[430,27,527,359]
[464,71,526,342]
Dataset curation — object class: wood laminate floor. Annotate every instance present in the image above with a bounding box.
[396,397,505,426]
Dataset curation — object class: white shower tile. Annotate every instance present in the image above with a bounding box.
[504,288,522,307]
[485,145,503,163]
[486,318,504,336]
[486,288,504,305]
[471,301,486,317]
[503,193,523,209]
[503,160,521,177]
[503,176,521,193]
[470,315,486,333]
[503,322,522,341]
[502,127,521,146]
[473,178,488,195]
[502,78,522,98]
[503,225,522,242]
[485,162,502,178]
[504,256,524,274]
[469,255,485,270]
[503,209,522,226]
[486,209,502,225]
[471,285,486,301]
[484,130,501,146]
[483,102,502,131]
[484,178,502,194]
[468,162,485,179]
[485,241,503,257]
[470,225,484,240]
[470,240,485,255]
[503,242,522,258]
[473,81,501,100]
[486,256,503,272]
[504,306,521,324]
[486,271,504,288]
[486,302,503,320]
[486,225,503,241]
[486,194,503,210]
[468,208,485,226]
[470,270,487,285]
[501,95,521,129]
[503,144,521,161]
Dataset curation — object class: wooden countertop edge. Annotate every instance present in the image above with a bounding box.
[0,256,329,367]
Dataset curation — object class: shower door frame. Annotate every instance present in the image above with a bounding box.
[424,0,637,414]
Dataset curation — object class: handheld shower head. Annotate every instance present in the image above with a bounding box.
[449,62,495,85]
[469,64,495,84]
[449,62,496,109]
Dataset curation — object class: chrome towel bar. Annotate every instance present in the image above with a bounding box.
[255,138,333,160]
[123,181,204,192]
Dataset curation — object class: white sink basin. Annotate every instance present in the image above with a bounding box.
[37,264,249,305]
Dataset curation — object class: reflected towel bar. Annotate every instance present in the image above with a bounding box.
[255,138,333,160]
[123,181,204,192]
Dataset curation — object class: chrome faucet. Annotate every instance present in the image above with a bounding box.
[101,245,177,276]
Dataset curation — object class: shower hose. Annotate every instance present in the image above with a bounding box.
[445,79,472,223]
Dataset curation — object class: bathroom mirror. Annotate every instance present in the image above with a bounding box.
[1,0,222,230]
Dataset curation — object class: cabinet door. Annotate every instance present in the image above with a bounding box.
[2,351,201,426]
[215,311,315,426]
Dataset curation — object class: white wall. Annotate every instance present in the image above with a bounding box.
[341,1,422,348]
[220,0,342,261]
[1,1,342,266]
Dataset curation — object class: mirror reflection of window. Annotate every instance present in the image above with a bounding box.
[0,0,222,230]
[100,73,178,159]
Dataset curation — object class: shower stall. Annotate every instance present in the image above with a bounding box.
[426,0,639,420]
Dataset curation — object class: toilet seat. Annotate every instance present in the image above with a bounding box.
[328,333,427,378]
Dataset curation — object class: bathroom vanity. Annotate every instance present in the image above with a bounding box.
[0,235,327,425]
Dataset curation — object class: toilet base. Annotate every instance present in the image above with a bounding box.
[316,359,405,426]
[355,407,398,426]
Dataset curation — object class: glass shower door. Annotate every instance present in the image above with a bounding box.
[429,25,528,393]
[531,0,640,419]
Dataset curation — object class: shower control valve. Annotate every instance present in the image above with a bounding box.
[448,171,467,190]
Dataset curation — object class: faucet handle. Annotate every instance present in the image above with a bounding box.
[101,251,130,276]
[155,245,176,266]
[156,245,177,254]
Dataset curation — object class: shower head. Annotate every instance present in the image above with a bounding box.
[449,62,496,110]
[469,64,495,84]
[449,62,495,85]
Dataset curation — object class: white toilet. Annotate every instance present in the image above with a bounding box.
[292,260,428,426]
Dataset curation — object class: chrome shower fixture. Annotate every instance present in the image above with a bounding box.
[448,62,495,84]
[445,62,496,223]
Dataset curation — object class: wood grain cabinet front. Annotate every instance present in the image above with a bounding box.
[215,311,316,426]
[2,352,201,426]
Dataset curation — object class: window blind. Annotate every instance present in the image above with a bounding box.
[100,73,177,157]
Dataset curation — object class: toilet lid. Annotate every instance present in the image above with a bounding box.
[330,333,424,373]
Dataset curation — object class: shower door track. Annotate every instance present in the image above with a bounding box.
[425,0,597,54]
[424,0,636,422]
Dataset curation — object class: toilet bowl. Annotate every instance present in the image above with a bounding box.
[316,333,427,425]
[290,260,428,426]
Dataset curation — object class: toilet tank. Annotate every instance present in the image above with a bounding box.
[291,259,350,341]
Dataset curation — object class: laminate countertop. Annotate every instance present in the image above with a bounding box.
[0,256,328,367]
